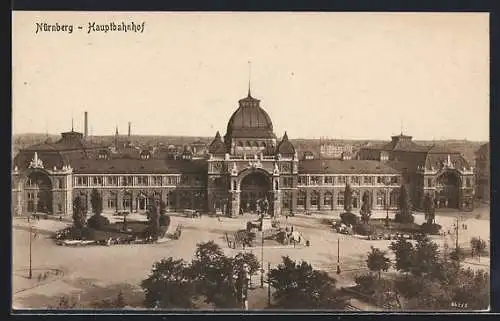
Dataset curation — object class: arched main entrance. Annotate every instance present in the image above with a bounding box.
[436,171,460,209]
[239,171,271,214]
[25,171,53,214]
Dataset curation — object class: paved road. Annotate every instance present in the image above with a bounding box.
[12,209,490,309]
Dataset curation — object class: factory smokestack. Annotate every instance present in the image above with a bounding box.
[128,122,131,137]
[84,111,88,139]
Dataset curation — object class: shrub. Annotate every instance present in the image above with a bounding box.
[87,215,110,229]
[353,224,376,236]
[420,222,442,235]
[394,212,415,224]
[158,226,168,239]
[159,214,171,228]
[354,273,378,294]
[340,212,358,226]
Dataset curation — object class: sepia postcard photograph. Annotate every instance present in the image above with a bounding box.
[11,11,490,312]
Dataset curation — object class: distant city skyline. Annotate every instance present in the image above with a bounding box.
[13,12,489,141]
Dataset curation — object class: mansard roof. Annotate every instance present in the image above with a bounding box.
[299,159,400,175]
[70,158,207,174]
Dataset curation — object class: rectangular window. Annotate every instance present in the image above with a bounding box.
[57,203,63,213]
[297,192,306,208]
[138,176,148,186]
[125,176,133,186]
[466,178,471,187]
[351,176,360,185]
[310,176,322,185]
[338,176,346,184]
[325,176,334,185]
[427,178,433,187]
[280,177,292,188]
[153,176,162,186]
[377,176,383,184]
[181,176,189,185]
[298,176,307,185]
[92,177,103,186]
[107,176,118,186]
[364,176,373,185]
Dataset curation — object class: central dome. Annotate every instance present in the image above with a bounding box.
[225,92,275,139]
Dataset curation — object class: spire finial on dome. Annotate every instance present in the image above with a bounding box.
[248,61,252,97]
[71,117,74,132]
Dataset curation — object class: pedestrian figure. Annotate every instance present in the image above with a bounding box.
[291,225,294,233]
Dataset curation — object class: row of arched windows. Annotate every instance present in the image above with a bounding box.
[283,189,400,210]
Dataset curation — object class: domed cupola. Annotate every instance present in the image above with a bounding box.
[225,89,275,140]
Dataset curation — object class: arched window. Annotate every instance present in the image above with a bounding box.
[352,190,360,208]
[311,191,320,209]
[376,190,386,207]
[167,191,176,209]
[282,192,291,210]
[324,192,333,209]
[297,191,306,209]
[390,189,399,207]
[337,191,344,207]
[107,193,117,209]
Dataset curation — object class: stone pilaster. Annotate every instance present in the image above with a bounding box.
[229,191,240,217]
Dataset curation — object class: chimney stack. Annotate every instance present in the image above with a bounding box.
[128,122,131,137]
[84,111,88,139]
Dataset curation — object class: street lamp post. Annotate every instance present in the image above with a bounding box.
[267,262,271,307]
[29,225,33,279]
[336,238,341,274]
[383,181,391,227]
[260,222,264,287]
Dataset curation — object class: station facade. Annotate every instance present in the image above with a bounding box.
[13,89,472,218]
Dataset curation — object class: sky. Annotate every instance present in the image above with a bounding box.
[12,12,489,141]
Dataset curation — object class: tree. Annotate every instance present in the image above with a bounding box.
[159,201,171,228]
[233,252,260,278]
[410,235,441,278]
[395,185,414,223]
[268,256,347,309]
[359,191,372,224]
[90,189,103,216]
[423,193,436,224]
[114,291,126,308]
[343,183,353,213]
[189,241,240,308]
[72,196,87,230]
[366,246,391,280]
[87,190,110,230]
[450,268,489,310]
[146,198,160,240]
[140,258,194,309]
[389,236,415,274]
[470,237,487,257]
